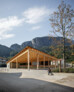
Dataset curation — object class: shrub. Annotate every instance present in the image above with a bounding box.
[52,68,59,72]
[68,68,74,73]
[52,68,74,73]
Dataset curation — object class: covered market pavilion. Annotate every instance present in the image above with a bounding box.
[7,46,61,70]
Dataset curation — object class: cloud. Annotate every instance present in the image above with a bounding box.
[32,26,41,30]
[0,34,15,40]
[23,7,51,24]
[0,16,24,40]
[0,7,54,40]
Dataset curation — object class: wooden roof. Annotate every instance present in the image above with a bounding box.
[7,46,58,64]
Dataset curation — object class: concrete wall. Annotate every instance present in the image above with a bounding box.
[7,63,10,69]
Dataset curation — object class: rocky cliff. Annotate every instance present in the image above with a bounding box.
[10,36,73,52]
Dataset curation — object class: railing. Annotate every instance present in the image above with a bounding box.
[18,65,56,69]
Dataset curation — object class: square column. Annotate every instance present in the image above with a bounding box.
[7,62,10,69]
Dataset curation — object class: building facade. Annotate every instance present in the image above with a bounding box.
[0,57,7,67]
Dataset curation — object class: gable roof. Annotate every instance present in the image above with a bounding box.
[7,46,58,64]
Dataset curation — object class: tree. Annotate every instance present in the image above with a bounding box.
[10,50,18,57]
[49,1,74,68]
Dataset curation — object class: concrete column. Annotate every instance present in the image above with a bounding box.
[7,62,10,69]
[28,49,30,70]
[37,54,39,70]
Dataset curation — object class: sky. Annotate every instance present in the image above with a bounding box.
[0,0,74,47]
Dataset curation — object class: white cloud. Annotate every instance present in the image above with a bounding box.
[0,7,54,40]
[32,26,40,30]
[0,34,15,40]
[0,16,24,40]
[23,7,51,24]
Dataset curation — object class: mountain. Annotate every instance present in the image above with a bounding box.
[21,41,32,49]
[10,44,21,52]
[0,44,12,57]
[10,36,73,51]
[0,36,74,58]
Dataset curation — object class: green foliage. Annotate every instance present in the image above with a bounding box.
[52,68,59,72]
[68,68,74,73]
[7,56,13,60]
[52,68,74,73]
[7,51,18,60]
[39,45,74,63]
[10,50,18,57]
[62,68,74,73]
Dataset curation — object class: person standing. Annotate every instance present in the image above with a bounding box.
[48,67,52,75]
